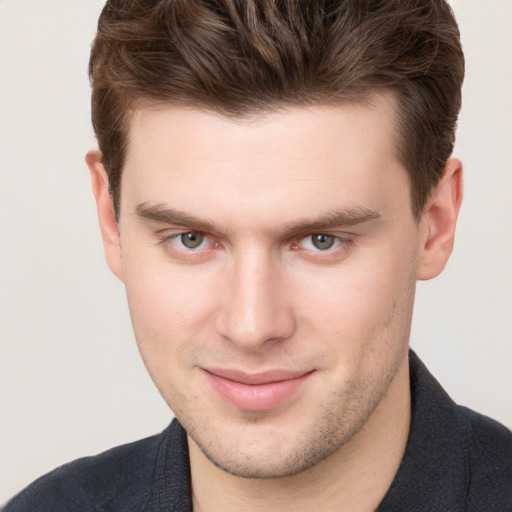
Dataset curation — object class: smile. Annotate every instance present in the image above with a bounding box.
[202,368,314,412]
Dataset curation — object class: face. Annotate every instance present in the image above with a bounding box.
[112,97,423,478]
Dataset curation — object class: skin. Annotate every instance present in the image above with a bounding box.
[88,95,462,511]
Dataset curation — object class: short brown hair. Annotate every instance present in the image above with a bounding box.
[89,0,464,219]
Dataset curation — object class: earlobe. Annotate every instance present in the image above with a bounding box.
[86,150,123,280]
[416,158,463,281]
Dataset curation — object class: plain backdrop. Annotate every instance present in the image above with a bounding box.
[1,0,511,503]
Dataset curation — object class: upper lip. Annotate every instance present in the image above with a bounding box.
[203,368,312,385]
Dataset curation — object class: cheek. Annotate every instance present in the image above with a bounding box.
[292,245,417,351]
[122,253,219,363]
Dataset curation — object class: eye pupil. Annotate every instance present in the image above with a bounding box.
[312,234,335,250]
[180,232,204,249]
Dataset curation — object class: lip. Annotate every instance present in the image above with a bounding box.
[202,368,313,411]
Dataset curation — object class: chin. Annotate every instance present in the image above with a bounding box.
[184,390,378,480]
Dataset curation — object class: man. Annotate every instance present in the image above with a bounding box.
[4,0,511,511]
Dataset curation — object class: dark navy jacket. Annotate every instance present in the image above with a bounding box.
[4,351,512,511]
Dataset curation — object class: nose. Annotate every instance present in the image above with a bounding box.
[215,249,296,351]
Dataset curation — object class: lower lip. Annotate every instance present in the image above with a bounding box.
[203,371,312,411]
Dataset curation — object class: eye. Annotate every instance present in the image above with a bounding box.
[176,232,207,250]
[157,230,222,262]
[302,234,338,251]
[311,234,335,250]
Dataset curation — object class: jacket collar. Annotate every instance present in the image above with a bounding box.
[378,350,467,511]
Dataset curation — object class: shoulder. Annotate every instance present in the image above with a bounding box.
[380,350,512,511]
[456,406,512,508]
[2,428,168,512]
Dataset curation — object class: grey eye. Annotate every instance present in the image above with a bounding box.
[311,234,335,250]
[180,232,205,249]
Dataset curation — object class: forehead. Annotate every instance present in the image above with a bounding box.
[121,95,411,226]
[128,94,399,161]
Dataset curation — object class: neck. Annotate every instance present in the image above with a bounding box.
[189,355,411,512]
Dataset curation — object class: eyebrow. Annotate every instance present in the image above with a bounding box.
[279,206,381,238]
[135,202,381,237]
[135,203,226,235]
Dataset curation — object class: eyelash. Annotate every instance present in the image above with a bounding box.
[158,232,219,259]
[291,234,353,253]
[157,231,354,259]
[167,232,209,250]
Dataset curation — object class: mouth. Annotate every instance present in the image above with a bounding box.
[201,368,314,411]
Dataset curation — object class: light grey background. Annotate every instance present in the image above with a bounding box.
[1,0,511,503]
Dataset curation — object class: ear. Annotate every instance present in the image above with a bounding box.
[86,150,123,280]
[416,158,463,281]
